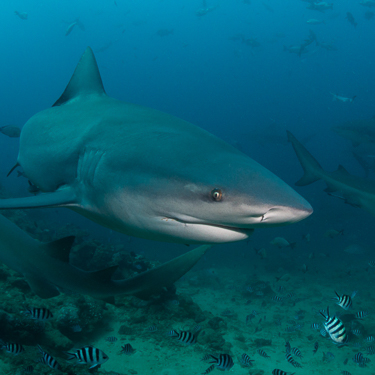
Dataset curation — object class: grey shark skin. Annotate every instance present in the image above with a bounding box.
[287,131,375,217]
[0,213,210,301]
[0,47,312,244]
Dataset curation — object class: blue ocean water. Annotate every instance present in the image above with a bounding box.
[0,0,374,261]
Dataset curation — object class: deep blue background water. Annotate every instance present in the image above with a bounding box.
[0,0,374,265]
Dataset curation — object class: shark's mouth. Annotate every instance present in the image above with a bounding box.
[162,216,256,234]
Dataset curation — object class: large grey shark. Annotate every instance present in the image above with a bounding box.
[0,213,210,301]
[1,47,312,244]
[287,131,375,217]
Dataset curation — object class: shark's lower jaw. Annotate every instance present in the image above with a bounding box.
[159,217,254,244]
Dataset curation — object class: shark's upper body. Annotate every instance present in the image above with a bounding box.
[0,213,210,301]
[1,48,312,244]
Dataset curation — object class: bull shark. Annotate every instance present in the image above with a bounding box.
[332,117,375,147]
[0,47,312,244]
[0,213,210,302]
[287,130,375,217]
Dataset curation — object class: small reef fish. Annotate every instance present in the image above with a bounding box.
[352,329,361,336]
[324,229,344,238]
[365,336,375,342]
[0,125,21,138]
[148,325,157,332]
[120,343,136,354]
[307,2,333,12]
[257,349,270,358]
[168,330,196,345]
[346,12,358,27]
[291,347,303,358]
[37,345,61,370]
[368,261,375,267]
[272,295,283,302]
[333,291,357,310]
[2,342,25,355]
[360,0,375,7]
[66,345,109,369]
[330,93,356,103]
[25,307,53,320]
[272,370,295,375]
[270,237,296,249]
[307,19,325,24]
[320,306,348,345]
[285,353,302,367]
[239,353,254,367]
[356,311,369,319]
[202,364,215,374]
[311,323,320,330]
[209,354,234,370]
[14,11,28,20]
[105,336,117,343]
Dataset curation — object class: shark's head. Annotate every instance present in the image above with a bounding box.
[105,133,313,244]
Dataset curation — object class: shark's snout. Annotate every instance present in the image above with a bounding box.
[262,202,313,225]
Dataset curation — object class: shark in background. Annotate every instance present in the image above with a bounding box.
[0,213,211,303]
[287,131,375,217]
[0,47,312,245]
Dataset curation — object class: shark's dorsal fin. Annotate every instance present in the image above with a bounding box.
[337,164,349,174]
[53,47,105,107]
[40,236,76,263]
[89,265,119,283]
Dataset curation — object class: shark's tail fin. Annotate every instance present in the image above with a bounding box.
[287,131,323,186]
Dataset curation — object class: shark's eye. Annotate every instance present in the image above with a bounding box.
[211,188,222,201]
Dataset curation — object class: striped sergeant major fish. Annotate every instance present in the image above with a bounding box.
[209,354,234,370]
[272,370,295,375]
[167,330,196,345]
[24,307,53,320]
[65,345,109,369]
[355,311,369,319]
[105,336,117,343]
[120,343,136,354]
[285,353,302,368]
[239,353,254,367]
[1,342,25,355]
[257,349,270,358]
[291,347,302,358]
[333,291,357,310]
[202,364,215,374]
[37,345,61,370]
[320,306,348,345]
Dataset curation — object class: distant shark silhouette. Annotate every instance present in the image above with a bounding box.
[1,47,312,244]
[288,130,375,217]
[0,213,210,302]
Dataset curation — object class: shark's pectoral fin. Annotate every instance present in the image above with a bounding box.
[120,245,211,300]
[25,274,60,298]
[0,188,77,209]
[40,236,76,262]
